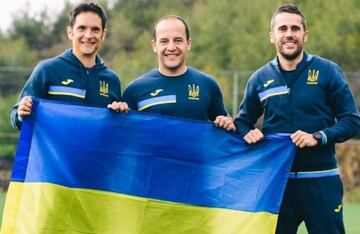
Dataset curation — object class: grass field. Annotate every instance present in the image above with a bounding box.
[0,192,358,233]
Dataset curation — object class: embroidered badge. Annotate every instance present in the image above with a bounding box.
[307,69,319,85]
[188,84,200,100]
[99,81,109,97]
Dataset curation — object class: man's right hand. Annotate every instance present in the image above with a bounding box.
[107,101,129,113]
[17,96,33,120]
[243,128,264,144]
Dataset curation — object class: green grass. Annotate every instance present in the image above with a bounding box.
[297,203,360,234]
[0,191,358,233]
[0,192,6,220]
[347,188,360,204]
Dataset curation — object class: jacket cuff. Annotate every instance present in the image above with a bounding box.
[319,130,328,145]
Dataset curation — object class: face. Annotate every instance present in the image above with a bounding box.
[270,13,308,61]
[67,12,106,60]
[152,18,191,76]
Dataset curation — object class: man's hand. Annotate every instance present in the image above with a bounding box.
[243,128,264,144]
[213,115,236,132]
[107,101,129,113]
[291,130,317,148]
[17,96,33,119]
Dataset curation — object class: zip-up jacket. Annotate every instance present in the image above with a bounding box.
[11,49,121,130]
[235,52,360,172]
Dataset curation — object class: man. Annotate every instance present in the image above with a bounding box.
[122,15,234,131]
[11,2,127,130]
[235,4,360,234]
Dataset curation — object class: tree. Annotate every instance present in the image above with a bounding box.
[0,36,34,67]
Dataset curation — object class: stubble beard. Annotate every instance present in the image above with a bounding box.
[280,47,303,61]
[279,39,303,61]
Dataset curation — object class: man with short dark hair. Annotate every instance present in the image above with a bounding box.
[123,15,234,131]
[11,2,127,130]
[235,4,360,234]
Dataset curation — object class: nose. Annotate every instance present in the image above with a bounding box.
[284,29,293,37]
[167,41,176,51]
[84,29,93,39]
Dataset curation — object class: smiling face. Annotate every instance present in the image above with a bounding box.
[67,11,106,65]
[270,12,308,62]
[152,18,191,76]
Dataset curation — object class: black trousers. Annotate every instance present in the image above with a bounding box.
[275,175,345,234]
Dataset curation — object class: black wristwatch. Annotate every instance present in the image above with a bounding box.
[312,131,323,145]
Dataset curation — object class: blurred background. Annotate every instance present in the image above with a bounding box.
[0,0,359,233]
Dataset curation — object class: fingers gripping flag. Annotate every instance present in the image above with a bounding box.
[1,99,295,234]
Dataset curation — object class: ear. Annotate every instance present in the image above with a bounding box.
[66,26,73,40]
[151,39,157,53]
[269,31,275,44]
[101,29,107,40]
[304,30,309,43]
[186,38,192,51]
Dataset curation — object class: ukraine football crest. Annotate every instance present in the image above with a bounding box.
[99,81,109,97]
[307,69,319,85]
[188,84,200,100]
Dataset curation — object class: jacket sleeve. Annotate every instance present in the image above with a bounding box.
[116,78,122,102]
[321,64,360,143]
[234,75,264,137]
[207,78,229,121]
[122,83,138,111]
[10,62,48,130]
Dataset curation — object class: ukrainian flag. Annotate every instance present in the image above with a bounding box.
[1,99,295,234]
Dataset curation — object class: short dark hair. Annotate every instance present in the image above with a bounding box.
[69,2,107,30]
[152,15,190,41]
[271,4,307,31]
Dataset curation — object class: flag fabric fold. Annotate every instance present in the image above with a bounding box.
[1,99,295,234]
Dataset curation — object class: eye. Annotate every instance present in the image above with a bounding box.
[278,26,287,32]
[174,38,183,44]
[291,26,301,32]
[77,26,86,32]
[159,39,168,45]
[92,27,101,33]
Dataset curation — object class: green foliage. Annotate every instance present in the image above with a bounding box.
[0,0,359,154]
[0,95,17,132]
[0,94,19,157]
[9,9,59,51]
[111,30,155,86]
[1,0,359,71]
[300,0,360,69]
[0,144,17,158]
[51,2,74,43]
[190,0,276,71]
[0,37,34,66]
[2,0,360,72]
